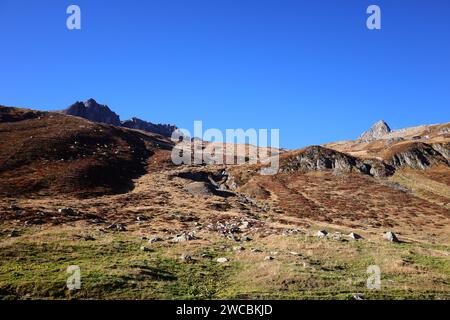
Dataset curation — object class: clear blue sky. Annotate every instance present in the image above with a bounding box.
[1,0,449,148]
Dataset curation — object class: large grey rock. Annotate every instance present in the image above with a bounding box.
[349,232,363,240]
[383,231,400,243]
[316,230,328,238]
[107,223,127,232]
[171,232,197,242]
[240,221,251,229]
[184,181,216,196]
[180,254,194,262]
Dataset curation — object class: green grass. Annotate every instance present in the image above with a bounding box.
[1,227,449,300]
[0,232,239,299]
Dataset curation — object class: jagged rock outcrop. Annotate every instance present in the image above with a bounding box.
[385,142,449,169]
[62,99,177,137]
[270,142,449,179]
[432,142,450,162]
[359,120,391,142]
[121,117,177,138]
[277,146,394,177]
[62,99,121,126]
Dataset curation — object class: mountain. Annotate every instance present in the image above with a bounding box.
[62,98,121,126]
[325,120,450,165]
[121,117,177,138]
[1,105,450,299]
[0,105,173,197]
[359,120,391,141]
[62,99,177,137]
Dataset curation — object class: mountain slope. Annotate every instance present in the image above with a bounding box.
[0,105,173,198]
[1,108,449,300]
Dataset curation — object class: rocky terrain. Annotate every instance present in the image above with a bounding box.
[0,104,449,300]
[63,99,122,126]
[62,99,177,137]
[121,117,177,138]
[359,120,392,142]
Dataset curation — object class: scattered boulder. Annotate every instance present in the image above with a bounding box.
[241,236,252,242]
[329,232,343,240]
[149,237,163,243]
[233,246,245,251]
[24,219,44,226]
[240,221,251,229]
[349,232,363,240]
[251,248,263,253]
[227,234,242,242]
[140,246,151,252]
[316,230,328,238]
[58,207,76,216]
[171,232,197,242]
[185,181,216,197]
[229,226,241,233]
[180,254,194,262]
[282,228,301,236]
[107,223,127,232]
[264,256,274,261]
[383,231,400,243]
[216,257,229,263]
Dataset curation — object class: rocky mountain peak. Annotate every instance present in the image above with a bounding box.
[63,98,121,126]
[359,120,391,141]
[84,98,100,107]
[63,99,177,137]
[121,117,177,138]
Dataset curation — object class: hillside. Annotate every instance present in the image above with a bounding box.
[0,109,449,300]
[0,105,173,198]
